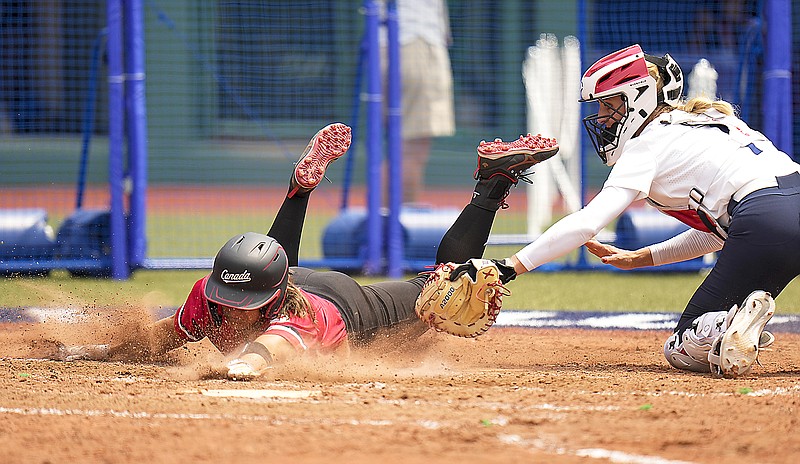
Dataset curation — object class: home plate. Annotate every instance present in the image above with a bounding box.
[199,389,321,399]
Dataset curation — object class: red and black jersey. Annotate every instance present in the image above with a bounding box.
[174,275,348,355]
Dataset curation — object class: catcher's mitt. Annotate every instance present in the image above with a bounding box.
[414,259,511,338]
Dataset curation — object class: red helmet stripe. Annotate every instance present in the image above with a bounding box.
[593,58,649,94]
[583,44,643,78]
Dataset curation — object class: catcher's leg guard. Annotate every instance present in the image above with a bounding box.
[708,290,775,378]
[288,123,351,198]
[664,310,728,373]
[665,295,776,374]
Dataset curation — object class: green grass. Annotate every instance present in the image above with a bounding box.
[144,212,532,259]
[4,197,798,315]
[3,269,799,315]
[139,211,535,263]
[146,213,285,258]
[0,270,209,310]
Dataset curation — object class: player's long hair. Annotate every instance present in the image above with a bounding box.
[643,61,736,128]
[273,280,317,323]
[678,96,735,116]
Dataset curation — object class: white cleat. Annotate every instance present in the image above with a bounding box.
[759,331,775,349]
[709,290,775,378]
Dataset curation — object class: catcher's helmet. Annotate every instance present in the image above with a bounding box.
[645,52,683,107]
[203,232,289,314]
[579,44,683,166]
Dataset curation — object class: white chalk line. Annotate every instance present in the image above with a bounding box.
[0,404,693,463]
[0,405,392,426]
[0,397,639,424]
[499,434,696,464]
[15,386,795,464]
[576,384,800,398]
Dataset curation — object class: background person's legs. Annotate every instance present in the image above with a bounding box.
[401,137,431,203]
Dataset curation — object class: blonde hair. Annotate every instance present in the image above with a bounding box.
[646,61,665,93]
[273,280,316,323]
[645,61,736,117]
[677,96,735,116]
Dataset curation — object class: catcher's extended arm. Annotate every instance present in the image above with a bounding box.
[414,259,511,338]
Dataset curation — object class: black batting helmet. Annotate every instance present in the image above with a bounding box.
[203,232,289,314]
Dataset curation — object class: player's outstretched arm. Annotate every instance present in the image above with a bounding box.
[584,239,654,270]
[508,186,639,274]
[103,316,188,360]
[226,333,297,381]
[52,315,187,362]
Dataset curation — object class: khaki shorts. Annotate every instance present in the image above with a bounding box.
[384,38,455,139]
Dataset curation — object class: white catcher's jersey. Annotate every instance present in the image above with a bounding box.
[604,109,800,231]
[513,108,800,272]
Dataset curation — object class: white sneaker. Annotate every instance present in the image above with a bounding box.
[709,290,775,377]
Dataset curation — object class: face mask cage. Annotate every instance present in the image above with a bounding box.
[581,96,628,164]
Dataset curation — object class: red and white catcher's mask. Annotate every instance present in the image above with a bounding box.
[579,44,683,166]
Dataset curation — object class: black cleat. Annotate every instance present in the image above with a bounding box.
[475,133,559,184]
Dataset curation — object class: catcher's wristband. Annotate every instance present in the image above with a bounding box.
[492,258,517,283]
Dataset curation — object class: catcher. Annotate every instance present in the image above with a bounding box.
[486,45,798,377]
[60,122,558,379]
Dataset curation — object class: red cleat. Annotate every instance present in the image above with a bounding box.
[288,123,352,198]
[475,133,559,183]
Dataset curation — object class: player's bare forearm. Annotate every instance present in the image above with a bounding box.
[47,316,186,362]
[255,333,297,364]
[107,316,187,361]
[509,255,529,275]
[226,333,296,380]
[584,239,654,270]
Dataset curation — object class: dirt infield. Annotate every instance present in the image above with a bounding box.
[1,321,799,464]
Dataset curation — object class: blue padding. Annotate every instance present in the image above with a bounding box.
[0,208,55,246]
[614,208,711,271]
[614,208,690,250]
[322,206,460,272]
[55,209,114,276]
[0,209,56,275]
